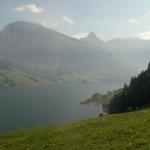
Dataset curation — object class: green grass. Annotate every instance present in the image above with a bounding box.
[0,68,50,87]
[0,109,150,150]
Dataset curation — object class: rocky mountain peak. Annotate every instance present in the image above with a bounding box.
[87,32,99,40]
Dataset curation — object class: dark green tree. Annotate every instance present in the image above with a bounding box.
[109,62,150,114]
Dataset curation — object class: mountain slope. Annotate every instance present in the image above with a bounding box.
[81,35,150,71]
[0,109,150,150]
[0,21,136,83]
[0,68,49,87]
[106,38,150,70]
[0,57,49,87]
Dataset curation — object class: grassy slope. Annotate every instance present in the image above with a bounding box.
[0,109,150,150]
[0,68,50,87]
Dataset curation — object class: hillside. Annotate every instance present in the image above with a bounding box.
[80,89,122,105]
[0,109,150,150]
[0,58,49,87]
[0,68,49,88]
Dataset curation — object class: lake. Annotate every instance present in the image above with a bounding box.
[0,82,122,134]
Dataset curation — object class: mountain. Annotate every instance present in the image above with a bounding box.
[0,57,49,87]
[0,108,150,149]
[81,32,105,47]
[106,38,150,70]
[0,21,136,83]
[81,34,150,72]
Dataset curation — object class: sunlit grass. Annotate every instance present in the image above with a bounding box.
[0,109,150,149]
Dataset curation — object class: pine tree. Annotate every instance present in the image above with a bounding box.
[148,62,150,70]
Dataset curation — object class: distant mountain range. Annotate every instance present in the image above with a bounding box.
[0,21,149,86]
[81,34,150,71]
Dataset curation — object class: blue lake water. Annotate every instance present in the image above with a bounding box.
[0,82,122,134]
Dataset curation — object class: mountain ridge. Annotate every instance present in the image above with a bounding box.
[0,21,136,83]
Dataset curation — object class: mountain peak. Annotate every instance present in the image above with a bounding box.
[1,21,43,32]
[80,32,105,47]
[86,32,102,42]
[88,32,98,39]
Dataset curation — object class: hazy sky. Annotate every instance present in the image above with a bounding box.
[1,0,150,40]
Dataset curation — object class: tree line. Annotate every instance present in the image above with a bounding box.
[109,62,150,113]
